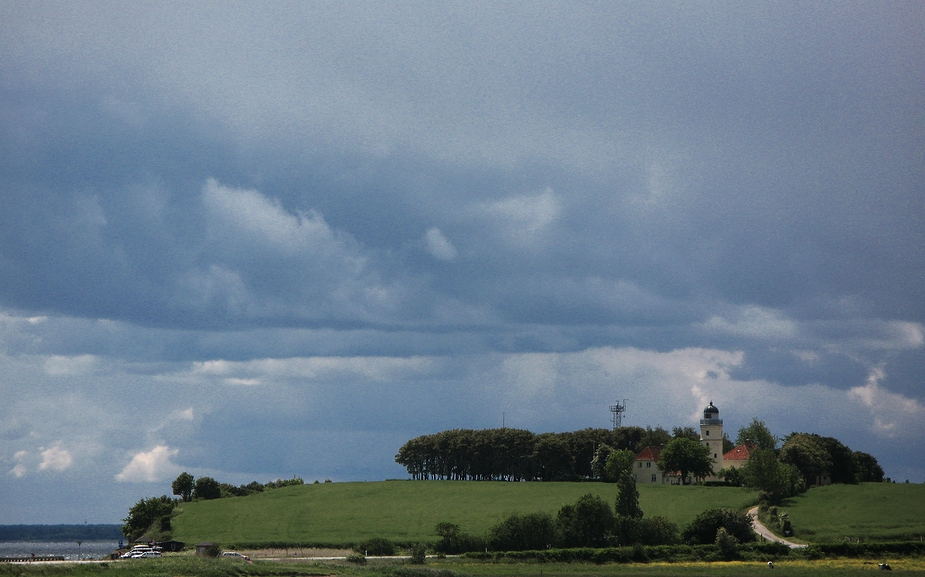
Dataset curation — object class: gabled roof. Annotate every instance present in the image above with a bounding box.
[635,445,662,462]
[723,443,753,461]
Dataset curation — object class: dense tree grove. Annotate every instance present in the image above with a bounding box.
[780,432,884,485]
[395,426,681,481]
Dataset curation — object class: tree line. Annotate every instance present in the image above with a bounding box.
[395,420,884,496]
[394,426,721,482]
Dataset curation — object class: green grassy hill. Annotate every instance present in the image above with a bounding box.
[774,482,925,543]
[171,481,757,546]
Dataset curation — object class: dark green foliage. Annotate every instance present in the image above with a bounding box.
[854,451,885,482]
[590,444,614,480]
[171,472,195,502]
[409,543,427,564]
[121,495,177,541]
[736,417,779,450]
[531,433,575,481]
[614,471,643,519]
[555,493,615,548]
[357,536,396,556]
[346,553,367,564]
[635,426,671,452]
[681,508,755,545]
[672,426,699,441]
[193,476,222,500]
[739,447,803,504]
[713,527,738,559]
[657,438,713,484]
[488,512,556,552]
[395,427,653,481]
[433,522,484,554]
[635,515,681,545]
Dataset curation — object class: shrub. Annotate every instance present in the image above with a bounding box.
[409,543,427,564]
[556,493,616,548]
[682,508,755,544]
[357,537,395,556]
[714,527,738,560]
[346,553,366,565]
[489,512,556,552]
[635,515,681,546]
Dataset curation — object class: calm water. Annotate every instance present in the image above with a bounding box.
[0,541,121,560]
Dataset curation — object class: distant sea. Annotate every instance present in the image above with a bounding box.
[0,526,124,560]
[0,541,121,560]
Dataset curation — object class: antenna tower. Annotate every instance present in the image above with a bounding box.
[610,399,628,430]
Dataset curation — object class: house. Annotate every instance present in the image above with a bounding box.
[633,401,730,484]
[722,443,753,469]
[633,446,664,484]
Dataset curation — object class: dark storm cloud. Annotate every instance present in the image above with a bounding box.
[1,2,924,522]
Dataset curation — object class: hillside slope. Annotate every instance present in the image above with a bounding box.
[774,483,925,543]
[170,481,757,546]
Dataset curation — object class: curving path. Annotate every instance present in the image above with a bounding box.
[748,506,807,549]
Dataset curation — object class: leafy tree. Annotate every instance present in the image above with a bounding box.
[604,448,636,483]
[780,433,832,486]
[682,508,755,545]
[739,448,802,504]
[193,476,222,500]
[714,527,738,559]
[614,469,643,519]
[590,444,615,480]
[635,515,680,545]
[556,493,616,548]
[672,426,699,441]
[636,426,672,452]
[357,537,395,556]
[532,433,575,481]
[171,472,195,502]
[657,438,713,484]
[121,495,177,541]
[736,418,779,451]
[489,512,556,551]
[854,451,884,482]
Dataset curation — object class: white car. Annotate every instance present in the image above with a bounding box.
[222,551,250,560]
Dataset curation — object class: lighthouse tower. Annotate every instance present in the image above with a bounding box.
[700,401,724,473]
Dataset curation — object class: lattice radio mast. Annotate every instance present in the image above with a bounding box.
[610,399,628,430]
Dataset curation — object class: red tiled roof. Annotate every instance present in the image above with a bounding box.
[723,443,753,461]
[635,445,662,461]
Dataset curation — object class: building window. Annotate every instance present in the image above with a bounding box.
[638,462,642,468]
[705,430,710,436]
[651,474,657,482]
[646,462,651,468]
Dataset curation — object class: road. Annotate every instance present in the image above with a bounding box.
[748,506,807,548]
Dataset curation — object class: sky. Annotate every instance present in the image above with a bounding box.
[1,2,923,524]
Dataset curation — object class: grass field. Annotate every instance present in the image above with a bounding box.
[775,483,925,543]
[4,556,925,577]
[170,480,925,548]
[171,481,758,546]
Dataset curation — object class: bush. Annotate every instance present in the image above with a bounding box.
[682,508,755,544]
[635,515,681,546]
[489,512,556,552]
[357,537,395,556]
[409,543,427,564]
[346,553,367,565]
[714,527,738,560]
[556,493,616,548]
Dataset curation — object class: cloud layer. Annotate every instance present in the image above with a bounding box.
[1,2,923,523]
